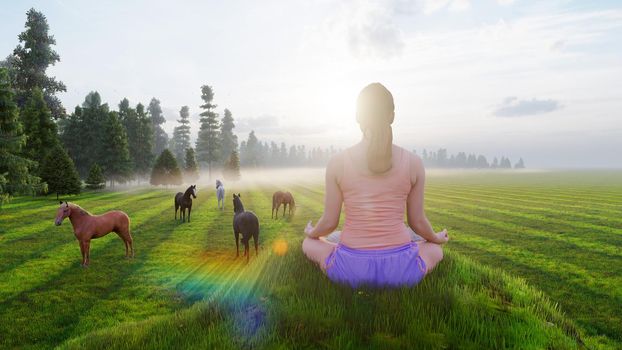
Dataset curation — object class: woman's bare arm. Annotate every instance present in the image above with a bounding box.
[407,154,449,244]
[305,154,344,238]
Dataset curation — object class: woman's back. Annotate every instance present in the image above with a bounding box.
[339,144,413,249]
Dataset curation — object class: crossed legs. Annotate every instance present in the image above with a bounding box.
[302,231,444,274]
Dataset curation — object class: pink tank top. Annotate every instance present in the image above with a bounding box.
[339,146,413,249]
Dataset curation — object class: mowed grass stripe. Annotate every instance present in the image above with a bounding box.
[0,194,190,349]
[0,190,152,225]
[0,191,173,302]
[425,196,622,251]
[446,239,622,341]
[428,190,622,228]
[429,185,622,211]
[424,206,622,285]
[429,186,622,219]
[429,180,622,201]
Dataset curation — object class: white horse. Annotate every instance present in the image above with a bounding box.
[216,179,225,210]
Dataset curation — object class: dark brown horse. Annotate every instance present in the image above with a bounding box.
[233,193,259,262]
[272,191,295,219]
[54,201,133,267]
[175,185,197,222]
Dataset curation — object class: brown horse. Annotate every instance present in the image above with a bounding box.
[55,201,133,267]
[272,191,295,219]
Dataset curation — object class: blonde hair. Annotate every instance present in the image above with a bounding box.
[356,83,395,174]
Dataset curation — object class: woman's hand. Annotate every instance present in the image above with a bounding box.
[434,229,449,244]
[304,221,315,237]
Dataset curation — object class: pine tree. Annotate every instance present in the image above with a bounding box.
[21,87,60,167]
[39,142,81,199]
[0,67,40,202]
[171,106,191,165]
[224,150,241,181]
[220,108,238,165]
[150,149,182,186]
[515,158,525,169]
[119,99,154,179]
[100,111,132,187]
[134,103,155,176]
[11,8,66,119]
[85,163,105,190]
[183,147,199,183]
[195,85,220,178]
[59,92,108,177]
[148,98,169,156]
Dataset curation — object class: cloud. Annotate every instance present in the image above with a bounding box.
[347,7,405,58]
[496,0,515,5]
[236,114,281,134]
[494,97,562,117]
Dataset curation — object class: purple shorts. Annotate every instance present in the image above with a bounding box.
[324,242,427,288]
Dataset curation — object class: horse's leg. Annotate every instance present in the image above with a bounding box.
[124,240,129,257]
[78,240,86,267]
[84,240,91,266]
[271,206,274,219]
[235,232,240,257]
[283,203,286,218]
[182,208,185,223]
[188,206,192,222]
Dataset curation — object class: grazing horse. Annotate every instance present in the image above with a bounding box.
[216,179,225,210]
[55,201,133,267]
[272,191,296,219]
[175,185,197,222]
[232,193,260,262]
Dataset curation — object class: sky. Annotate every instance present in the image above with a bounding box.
[1,0,621,168]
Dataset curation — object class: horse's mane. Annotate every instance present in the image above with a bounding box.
[68,203,92,216]
[184,186,194,195]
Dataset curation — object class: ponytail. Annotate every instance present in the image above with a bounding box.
[356,83,395,174]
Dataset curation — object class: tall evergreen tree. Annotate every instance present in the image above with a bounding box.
[39,142,81,199]
[147,98,169,156]
[243,130,259,167]
[171,106,191,165]
[195,85,220,178]
[515,158,525,169]
[183,147,199,183]
[150,149,182,186]
[220,108,238,165]
[59,92,109,177]
[134,103,155,176]
[100,112,132,187]
[21,87,60,167]
[0,68,40,202]
[10,8,66,119]
[85,163,105,190]
[119,99,154,178]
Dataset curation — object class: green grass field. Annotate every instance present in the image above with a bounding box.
[0,170,620,349]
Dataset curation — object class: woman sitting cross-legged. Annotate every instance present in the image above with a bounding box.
[302,83,449,288]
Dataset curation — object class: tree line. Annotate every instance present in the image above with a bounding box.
[417,148,525,169]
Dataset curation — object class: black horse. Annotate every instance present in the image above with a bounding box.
[175,185,197,222]
[232,193,259,261]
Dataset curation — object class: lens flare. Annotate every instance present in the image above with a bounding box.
[272,239,288,256]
